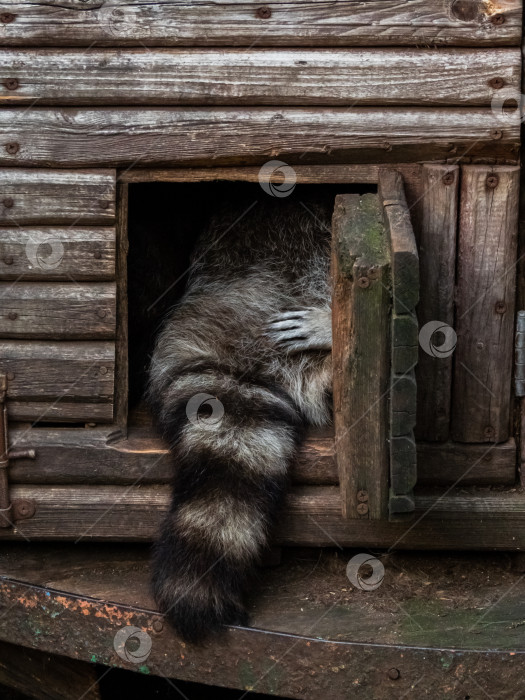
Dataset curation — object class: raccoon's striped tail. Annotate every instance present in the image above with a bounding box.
[150,370,302,643]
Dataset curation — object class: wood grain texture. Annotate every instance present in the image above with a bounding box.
[0,282,116,340]
[417,439,516,485]
[452,165,520,443]
[332,193,390,520]
[0,227,116,280]
[1,49,519,107]
[1,340,114,400]
[7,401,113,423]
[0,0,520,47]
[0,168,115,225]
[0,641,101,700]
[113,182,128,435]
[0,108,519,167]
[3,484,525,549]
[7,428,337,485]
[415,164,459,442]
[7,428,514,486]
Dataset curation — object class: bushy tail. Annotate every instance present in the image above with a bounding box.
[150,365,302,643]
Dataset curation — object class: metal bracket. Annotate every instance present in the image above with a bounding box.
[0,373,36,528]
[515,311,525,397]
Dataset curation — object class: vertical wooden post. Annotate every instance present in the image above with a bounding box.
[113,180,129,438]
[452,165,519,443]
[415,163,459,442]
[332,193,390,520]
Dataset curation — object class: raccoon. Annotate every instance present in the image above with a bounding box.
[148,194,333,642]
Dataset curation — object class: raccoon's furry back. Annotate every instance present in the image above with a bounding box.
[148,196,333,642]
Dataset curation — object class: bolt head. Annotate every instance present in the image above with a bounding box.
[152,619,164,633]
[7,312,17,320]
[0,12,15,23]
[3,255,13,265]
[356,503,369,516]
[486,174,499,189]
[388,668,401,680]
[94,250,102,260]
[256,5,272,18]
[6,371,15,381]
[4,78,18,91]
[490,129,503,140]
[442,172,455,186]
[357,490,369,503]
[97,309,107,319]
[495,300,507,314]
[367,266,380,280]
[3,197,14,208]
[5,142,19,155]
[489,77,505,90]
[491,13,505,25]
[357,276,370,289]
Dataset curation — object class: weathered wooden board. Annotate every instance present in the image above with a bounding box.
[0,641,101,700]
[1,340,114,411]
[452,165,520,443]
[0,169,115,225]
[417,439,516,485]
[0,282,116,340]
[415,164,459,442]
[3,484,525,550]
[0,0,519,47]
[332,193,390,520]
[7,429,337,485]
[0,108,519,167]
[1,49,519,107]
[8,401,113,423]
[0,228,116,280]
[114,182,128,435]
[6,428,515,486]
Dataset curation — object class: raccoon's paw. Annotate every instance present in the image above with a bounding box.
[265,307,332,353]
[152,566,249,644]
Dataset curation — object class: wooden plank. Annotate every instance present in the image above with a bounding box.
[3,484,525,549]
[1,340,114,408]
[114,182,128,436]
[0,168,115,225]
[0,641,101,700]
[452,165,520,443]
[118,164,418,184]
[7,428,337,485]
[0,282,116,340]
[415,164,459,442]
[332,193,390,520]
[1,49,519,107]
[417,439,516,485]
[7,428,515,486]
[0,227,116,281]
[0,0,520,47]
[0,108,519,167]
[7,401,113,423]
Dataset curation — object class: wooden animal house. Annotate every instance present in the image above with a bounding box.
[0,0,524,555]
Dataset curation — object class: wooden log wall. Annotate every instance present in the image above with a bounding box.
[0,169,118,423]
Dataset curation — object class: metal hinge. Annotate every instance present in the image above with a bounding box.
[0,373,36,528]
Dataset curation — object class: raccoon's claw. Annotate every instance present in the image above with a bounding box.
[265,307,332,353]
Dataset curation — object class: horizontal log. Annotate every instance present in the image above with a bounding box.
[3,484,525,549]
[7,428,337,485]
[1,49,519,107]
[2,341,114,423]
[0,228,116,280]
[0,169,115,225]
[7,427,515,486]
[417,440,516,485]
[0,108,519,167]
[0,0,520,47]
[0,282,116,340]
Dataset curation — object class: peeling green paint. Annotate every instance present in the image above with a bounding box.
[90,654,97,664]
[138,665,150,675]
